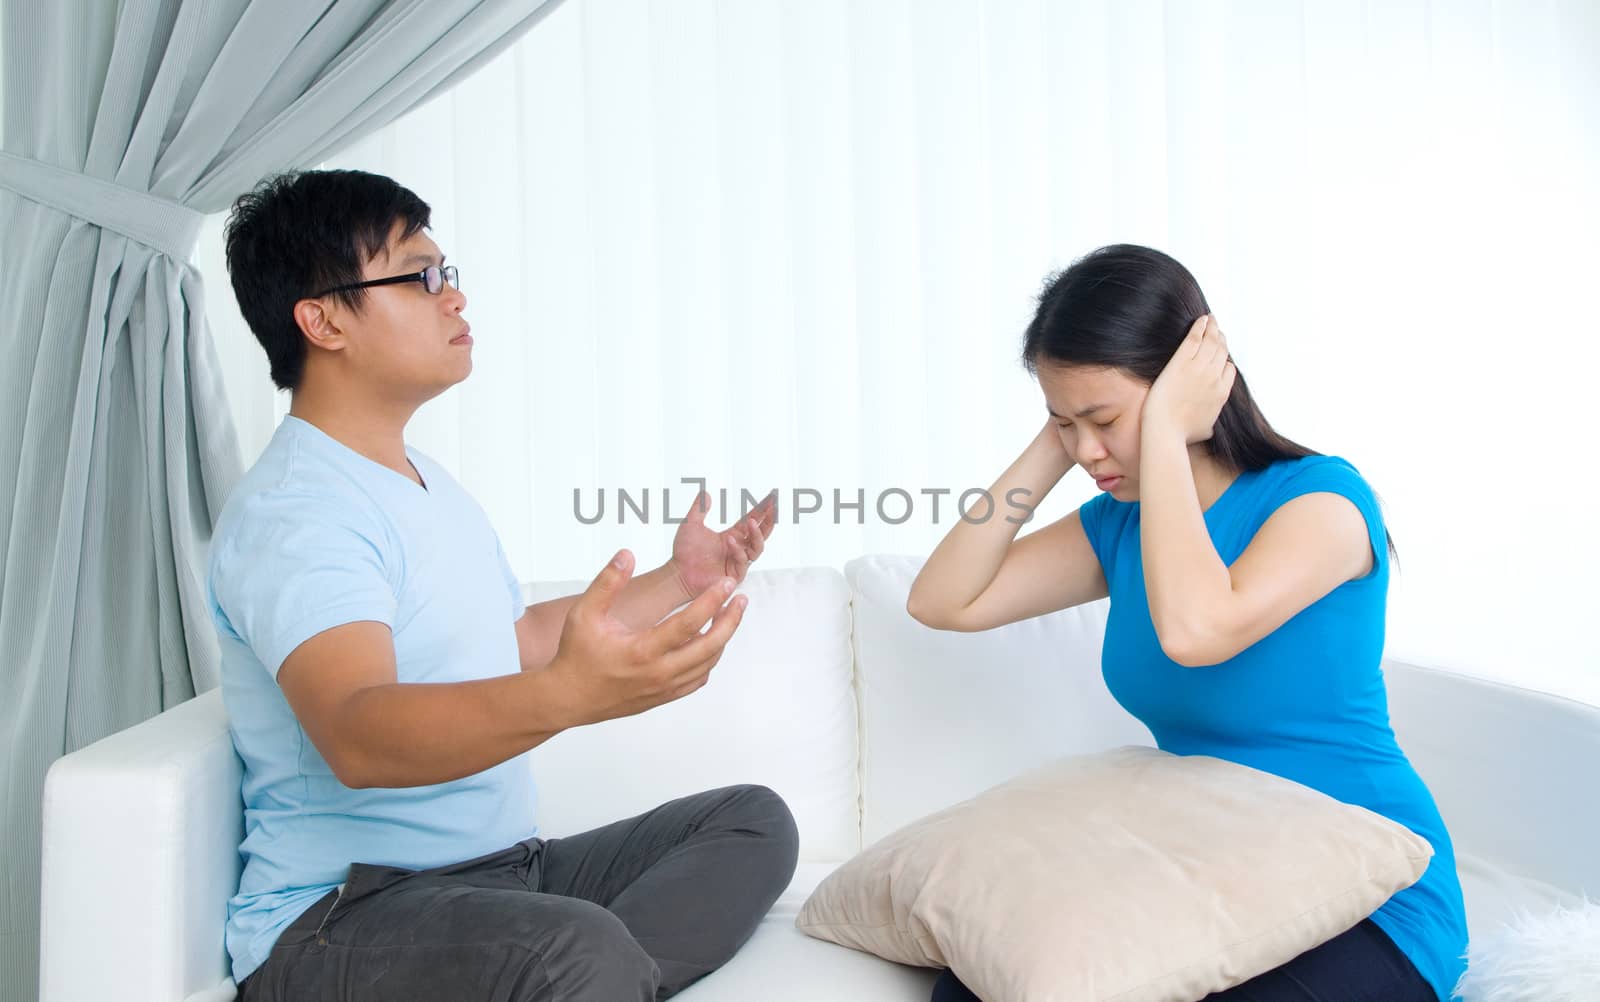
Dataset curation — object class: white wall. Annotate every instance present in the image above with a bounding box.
[198,0,1600,704]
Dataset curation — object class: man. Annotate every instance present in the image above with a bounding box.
[210,169,797,1002]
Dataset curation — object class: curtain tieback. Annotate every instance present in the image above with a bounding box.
[0,151,205,260]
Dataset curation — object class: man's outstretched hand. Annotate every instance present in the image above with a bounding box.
[668,489,777,600]
[545,549,748,727]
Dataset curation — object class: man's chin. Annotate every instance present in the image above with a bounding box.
[413,363,472,401]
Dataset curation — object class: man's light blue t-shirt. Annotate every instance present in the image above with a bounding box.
[208,416,538,984]
[1077,455,1469,1001]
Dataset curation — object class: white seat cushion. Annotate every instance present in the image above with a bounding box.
[677,863,937,1001]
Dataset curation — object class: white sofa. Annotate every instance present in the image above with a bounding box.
[40,555,1600,1002]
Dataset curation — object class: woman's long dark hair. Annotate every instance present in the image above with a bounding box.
[1021,244,1395,558]
[1022,244,1315,472]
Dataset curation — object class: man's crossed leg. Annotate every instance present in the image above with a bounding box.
[239,785,799,1002]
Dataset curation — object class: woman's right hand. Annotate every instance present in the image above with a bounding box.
[907,416,1097,631]
[1002,419,1075,526]
[1036,415,1076,471]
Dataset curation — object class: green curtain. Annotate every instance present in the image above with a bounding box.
[0,2,561,998]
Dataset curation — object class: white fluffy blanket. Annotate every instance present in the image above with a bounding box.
[1454,900,1600,1001]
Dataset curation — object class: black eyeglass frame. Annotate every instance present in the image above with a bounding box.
[314,264,460,298]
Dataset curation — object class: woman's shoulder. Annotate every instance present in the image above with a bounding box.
[1254,454,1377,505]
[1246,455,1388,571]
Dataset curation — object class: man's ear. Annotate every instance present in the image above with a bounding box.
[292,297,347,353]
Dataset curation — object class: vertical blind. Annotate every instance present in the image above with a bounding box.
[200,0,1600,701]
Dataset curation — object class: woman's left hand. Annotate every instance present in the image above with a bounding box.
[1142,314,1236,445]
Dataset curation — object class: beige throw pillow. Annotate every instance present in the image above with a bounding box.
[797,746,1432,1002]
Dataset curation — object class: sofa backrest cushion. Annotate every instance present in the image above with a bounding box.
[525,565,862,862]
[1384,660,1600,897]
[845,554,1154,846]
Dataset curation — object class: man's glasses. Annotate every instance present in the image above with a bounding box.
[315,264,460,298]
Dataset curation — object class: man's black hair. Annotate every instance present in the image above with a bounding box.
[224,170,431,391]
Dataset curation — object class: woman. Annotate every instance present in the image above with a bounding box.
[907,245,1467,1002]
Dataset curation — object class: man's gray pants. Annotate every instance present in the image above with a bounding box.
[237,784,800,1001]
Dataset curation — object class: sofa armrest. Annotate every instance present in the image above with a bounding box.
[40,689,243,1002]
[1384,659,1600,898]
